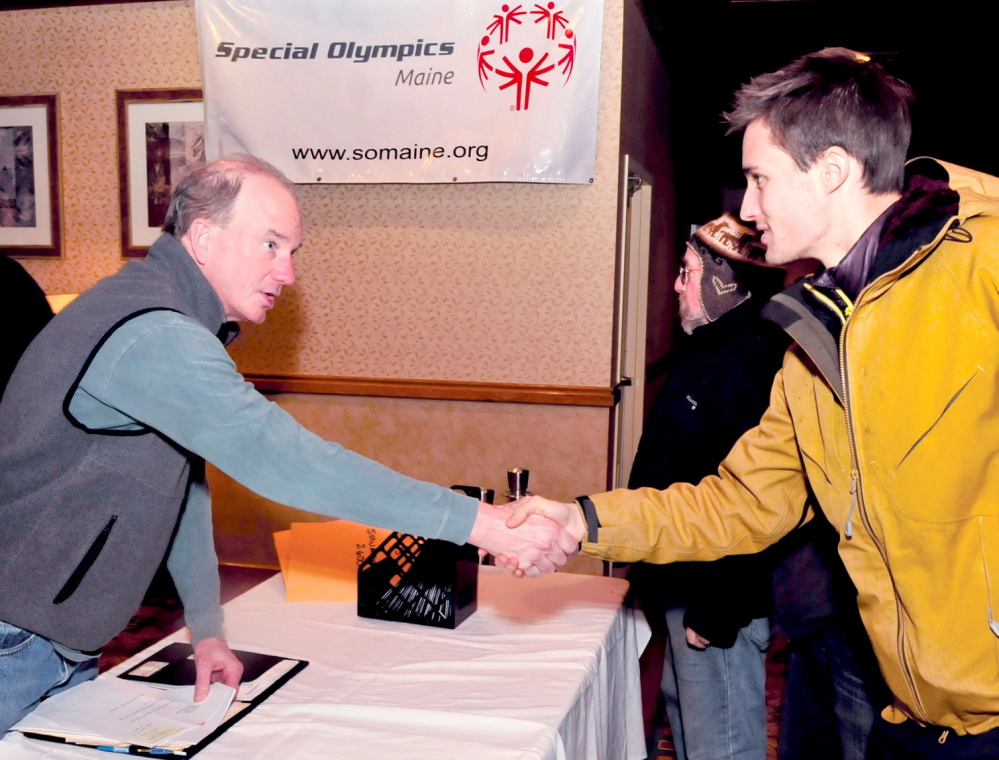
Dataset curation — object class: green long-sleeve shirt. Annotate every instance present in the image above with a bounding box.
[69,310,477,645]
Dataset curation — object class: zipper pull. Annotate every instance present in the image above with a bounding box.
[846,471,857,539]
[989,604,999,638]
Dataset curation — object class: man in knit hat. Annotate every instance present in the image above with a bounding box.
[628,212,788,760]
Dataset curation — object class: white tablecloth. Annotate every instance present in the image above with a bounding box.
[2,568,650,760]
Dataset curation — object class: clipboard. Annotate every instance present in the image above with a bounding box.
[119,642,298,688]
[17,642,308,757]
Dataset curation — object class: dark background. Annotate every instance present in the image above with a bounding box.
[638,0,997,232]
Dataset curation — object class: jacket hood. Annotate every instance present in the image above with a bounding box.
[909,157,999,221]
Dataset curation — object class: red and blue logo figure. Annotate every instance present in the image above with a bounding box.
[477,2,577,111]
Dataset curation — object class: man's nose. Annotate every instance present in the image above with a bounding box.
[274,255,295,285]
[740,187,759,222]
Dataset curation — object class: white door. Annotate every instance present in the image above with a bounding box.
[610,155,652,489]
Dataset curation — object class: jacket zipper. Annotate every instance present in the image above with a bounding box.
[802,282,854,324]
[840,333,926,720]
[845,473,856,539]
[837,218,960,723]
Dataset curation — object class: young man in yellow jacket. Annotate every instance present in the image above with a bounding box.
[508,48,999,758]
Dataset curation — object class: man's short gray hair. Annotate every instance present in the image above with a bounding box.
[162,154,295,237]
[724,48,914,195]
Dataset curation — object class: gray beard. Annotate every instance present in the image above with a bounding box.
[679,302,708,335]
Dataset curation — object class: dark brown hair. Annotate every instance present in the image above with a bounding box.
[725,48,914,194]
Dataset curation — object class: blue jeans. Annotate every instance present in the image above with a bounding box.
[778,621,886,760]
[661,607,769,760]
[0,620,99,733]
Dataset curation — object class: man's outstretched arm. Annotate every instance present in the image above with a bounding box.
[166,472,242,701]
[75,312,574,576]
[502,366,811,566]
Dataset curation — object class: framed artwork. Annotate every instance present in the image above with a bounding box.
[0,1,161,9]
[117,88,204,258]
[0,94,61,259]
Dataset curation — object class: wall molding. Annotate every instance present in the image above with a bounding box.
[246,374,616,407]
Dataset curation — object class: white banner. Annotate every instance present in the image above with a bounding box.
[195,0,602,184]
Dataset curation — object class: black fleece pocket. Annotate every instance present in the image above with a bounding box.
[53,514,118,604]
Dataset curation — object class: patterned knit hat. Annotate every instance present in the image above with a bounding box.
[688,213,779,323]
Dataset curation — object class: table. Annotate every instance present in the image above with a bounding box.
[2,568,649,760]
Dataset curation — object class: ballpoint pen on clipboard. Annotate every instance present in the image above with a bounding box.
[95,747,175,756]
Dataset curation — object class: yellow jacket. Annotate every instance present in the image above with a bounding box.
[586,159,999,735]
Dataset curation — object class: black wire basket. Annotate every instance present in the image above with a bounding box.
[357,533,479,629]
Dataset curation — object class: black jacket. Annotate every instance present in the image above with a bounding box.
[0,255,53,400]
[629,297,790,647]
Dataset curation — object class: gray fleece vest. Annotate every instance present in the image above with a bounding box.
[0,234,235,651]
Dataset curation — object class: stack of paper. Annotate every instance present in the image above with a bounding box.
[12,678,236,753]
[274,520,389,602]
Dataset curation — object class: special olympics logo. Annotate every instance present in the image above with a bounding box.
[476,3,577,111]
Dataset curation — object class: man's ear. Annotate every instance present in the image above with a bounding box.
[818,146,851,194]
[186,218,213,266]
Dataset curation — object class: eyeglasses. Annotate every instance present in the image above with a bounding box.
[678,265,701,285]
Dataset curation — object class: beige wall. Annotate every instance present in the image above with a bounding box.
[1,0,666,572]
[2,1,201,294]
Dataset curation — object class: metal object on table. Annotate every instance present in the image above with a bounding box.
[449,485,495,505]
[504,467,531,502]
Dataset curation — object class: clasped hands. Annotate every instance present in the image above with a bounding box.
[468,496,588,577]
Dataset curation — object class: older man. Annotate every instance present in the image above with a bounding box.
[0,155,572,732]
[628,213,787,760]
[511,49,999,758]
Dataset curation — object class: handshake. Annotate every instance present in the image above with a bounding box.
[467,496,589,577]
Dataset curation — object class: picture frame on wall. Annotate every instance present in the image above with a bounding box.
[117,88,204,258]
[0,94,61,259]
